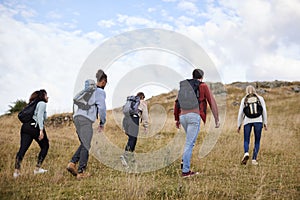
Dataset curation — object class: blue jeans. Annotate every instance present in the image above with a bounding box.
[243,122,263,160]
[180,113,201,173]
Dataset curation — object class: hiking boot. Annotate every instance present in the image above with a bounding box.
[34,168,48,175]
[77,172,91,180]
[66,162,78,176]
[182,171,199,178]
[252,160,259,165]
[241,152,249,165]
[120,155,129,169]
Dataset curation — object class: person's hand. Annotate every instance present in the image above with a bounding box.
[144,127,148,134]
[264,124,268,131]
[215,121,220,128]
[98,125,104,133]
[176,121,180,129]
[38,130,44,140]
[237,126,241,133]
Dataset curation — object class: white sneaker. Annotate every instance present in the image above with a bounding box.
[241,152,249,165]
[252,160,259,165]
[34,168,48,175]
[120,155,129,169]
[13,172,20,178]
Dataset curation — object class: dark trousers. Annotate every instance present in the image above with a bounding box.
[244,122,263,160]
[122,115,139,152]
[15,122,49,169]
[71,116,93,173]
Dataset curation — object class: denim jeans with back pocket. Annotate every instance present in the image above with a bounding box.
[180,112,201,173]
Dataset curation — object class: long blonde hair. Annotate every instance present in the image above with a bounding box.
[245,85,257,95]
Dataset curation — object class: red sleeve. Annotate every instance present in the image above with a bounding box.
[203,84,219,123]
[174,99,180,121]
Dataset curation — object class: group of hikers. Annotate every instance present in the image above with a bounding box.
[13,68,268,179]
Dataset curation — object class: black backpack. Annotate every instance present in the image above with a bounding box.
[18,99,40,123]
[177,79,201,110]
[243,94,263,118]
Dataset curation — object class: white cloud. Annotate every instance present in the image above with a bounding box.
[0,6,101,115]
[162,0,177,2]
[160,9,174,22]
[62,20,78,29]
[83,31,104,41]
[115,14,174,31]
[0,0,299,115]
[47,10,62,20]
[117,14,154,26]
[176,0,300,83]
[177,1,199,14]
[147,7,156,13]
[176,15,194,26]
[0,1,37,20]
[248,53,300,81]
[98,19,116,28]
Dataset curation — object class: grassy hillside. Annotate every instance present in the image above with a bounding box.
[0,83,299,200]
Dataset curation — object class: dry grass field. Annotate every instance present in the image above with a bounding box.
[0,82,299,200]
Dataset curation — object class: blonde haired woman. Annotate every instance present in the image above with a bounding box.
[237,85,268,165]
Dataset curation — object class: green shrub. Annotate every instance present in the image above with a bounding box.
[8,99,27,114]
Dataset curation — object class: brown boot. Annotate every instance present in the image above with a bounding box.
[77,171,91,180]
[66,162,77,176]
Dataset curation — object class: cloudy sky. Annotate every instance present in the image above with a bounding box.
[0,0,299,115]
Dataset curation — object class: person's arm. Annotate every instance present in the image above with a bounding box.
[204,84,219,127]
[174,99,181,128]
[140,100,149,128]
[260,96,268,130]
[237,98,245,133]
[96,89,106,126]
[36,102,46,130]
[36,102,47,140]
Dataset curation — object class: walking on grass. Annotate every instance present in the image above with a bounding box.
[174,69,220,178]
[14,89,50,178]
[120,92,149,169]
[66,69,107,179]
[237,85,268,165]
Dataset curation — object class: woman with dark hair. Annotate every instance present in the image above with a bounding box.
[13,89,49,178]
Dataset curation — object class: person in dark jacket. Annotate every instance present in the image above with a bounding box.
[174,69,220,178]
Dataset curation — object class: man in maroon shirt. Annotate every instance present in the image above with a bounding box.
[174,69,220,178]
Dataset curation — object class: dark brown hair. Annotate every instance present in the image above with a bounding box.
[29,89,47,103]
[192,69,204,79]
[136,92,145,100]
[96,69,107,82]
